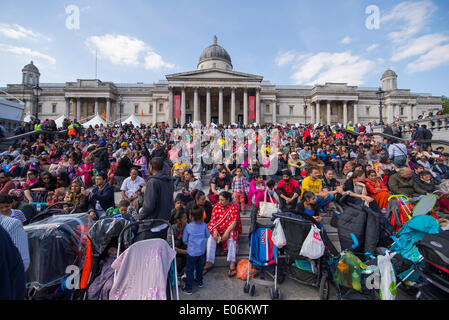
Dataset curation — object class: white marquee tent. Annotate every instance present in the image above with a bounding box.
[54,114,66,128]
[121,113,141,127]
[82,113,107,128]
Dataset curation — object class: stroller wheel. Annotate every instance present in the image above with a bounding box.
[243,283,250,294]
[319,274,330,300]
[249,284,255,296]
[270,287,281,300]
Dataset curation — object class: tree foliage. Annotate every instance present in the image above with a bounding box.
[443,96,449,114]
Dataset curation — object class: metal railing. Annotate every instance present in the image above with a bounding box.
[336,128,449,147]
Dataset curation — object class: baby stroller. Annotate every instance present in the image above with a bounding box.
[243,207,281,300]
[84,217,133,300]
[273,211,339,300]
[415,230,449,299]
[109,219,179,300]
[24,210,93,300]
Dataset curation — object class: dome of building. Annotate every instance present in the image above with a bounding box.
[381,68,397,79]
[197,36,233,70]
[22,61,40,74]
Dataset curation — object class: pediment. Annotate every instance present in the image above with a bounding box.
[165,68,263,82]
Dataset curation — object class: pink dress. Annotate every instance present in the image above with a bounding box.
[109,239,176,300]
[247,179,266,206]
[76,163,93,187]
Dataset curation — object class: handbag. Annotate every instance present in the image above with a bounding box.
[259,190,279,218]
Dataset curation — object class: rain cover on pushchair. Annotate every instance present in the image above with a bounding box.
[25,213,92,289]
[88,218,132,256]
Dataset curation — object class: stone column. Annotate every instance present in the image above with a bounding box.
[106,98,111,123]
[206,88,211,126]
[243,89,248,125]
[218,88,223,125]
[311,102,316,124]
[181,88,186,126]
[152,99,157,125]
[193,87,199,124]
[354,103,358,124]
[94,98,99,115]
[326,101,331,125]
[315,100,320,124]
[76,98,81,120]
[387,103,393,124]
[168,87,174,128]
[408,104,414,121]
[230,88,236,124]
[343,101,348,126]
[65,99,70,118]
[272,101,277,124]
[255,88,260,124]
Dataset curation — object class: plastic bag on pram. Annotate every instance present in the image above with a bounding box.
[88,218,132,256]
[25,213,92,289]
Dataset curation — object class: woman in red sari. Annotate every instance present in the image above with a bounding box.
[203,191,242,277]
[364,169,391,210]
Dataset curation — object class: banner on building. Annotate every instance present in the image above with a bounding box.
[174,95,181,119]
[249,96,255,120]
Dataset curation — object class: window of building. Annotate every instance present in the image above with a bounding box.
[52,103,57,113]
[159,103,164,112]
[400,107,404,116]
[149,104,152,113]
[38,103,42,113]
[276,105,280,115]
[289,105,294,115]
[266,105,270,113]
[366,106,370,115]
[120,103,124,114]
[134,104,139,114]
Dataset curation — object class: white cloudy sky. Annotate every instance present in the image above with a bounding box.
[0,0,448,96]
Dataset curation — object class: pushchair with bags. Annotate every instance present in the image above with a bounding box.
[415,230,449,299]
[273,210,339,300]
[243,207,281,300]
[109,219,179,300]
[24,210,93,300]
[84,217,133,300]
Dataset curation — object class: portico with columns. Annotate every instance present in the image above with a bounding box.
[166,70,263,126]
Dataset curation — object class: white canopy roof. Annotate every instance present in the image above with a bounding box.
[82,113,107,128]
[23,113,33,123]
[54,114,66,128]
[121,113,141,127]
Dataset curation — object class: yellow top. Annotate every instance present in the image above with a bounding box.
[300,176,322,198]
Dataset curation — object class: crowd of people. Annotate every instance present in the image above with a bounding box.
[1,115,449,299]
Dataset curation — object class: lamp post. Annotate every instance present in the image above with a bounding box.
[376,87,385,126]
[33,84,42,121]
[119,95,123,128]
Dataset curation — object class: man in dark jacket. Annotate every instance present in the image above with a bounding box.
[114,150,133,191]
[388,167,427,199]
[91,146,110,174]
[150,142,167,160]
[86,172,115,219]
[135,157,174,240]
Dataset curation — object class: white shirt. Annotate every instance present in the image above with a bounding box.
[121,176,145,198]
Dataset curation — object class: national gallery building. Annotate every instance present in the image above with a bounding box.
[2,36,443,127]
